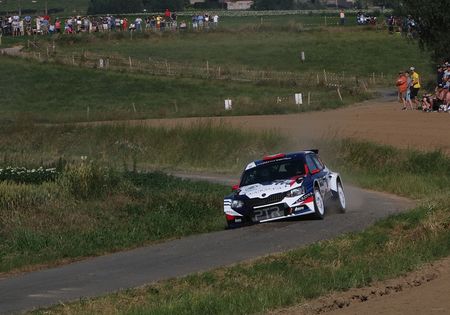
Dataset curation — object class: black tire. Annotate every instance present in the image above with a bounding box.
[313,185,325,219]
[332,180,346,213]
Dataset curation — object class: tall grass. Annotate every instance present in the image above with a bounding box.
[0,123,284,273]
[0,121,283,173]
[0,168,228,273]
[34,141,450,315]
[327,139,450,199]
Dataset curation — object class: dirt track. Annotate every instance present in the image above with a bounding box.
[125,96,450,154]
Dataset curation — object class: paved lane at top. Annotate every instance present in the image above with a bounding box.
[0,182,413,314]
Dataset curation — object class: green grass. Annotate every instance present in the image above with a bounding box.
[0,123,285,273]
[0,121,283,173]
[325,139,450,199]
[23,27,430,77]
[32,141,450,315]
[0,169,229,273]
[0,56,369,122]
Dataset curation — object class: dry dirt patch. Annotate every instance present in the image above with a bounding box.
[114,98,450,155]
[269,256,450,315]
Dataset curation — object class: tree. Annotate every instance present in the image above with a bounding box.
[87,0,144,14]
[143,0,185,12]
[252,0,294,10]
[401,0,450,62]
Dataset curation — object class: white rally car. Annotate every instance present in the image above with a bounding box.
[224,150,346,228]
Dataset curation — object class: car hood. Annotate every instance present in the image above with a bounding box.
[238,179,302,199]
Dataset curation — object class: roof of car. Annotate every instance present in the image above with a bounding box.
[245,150,318,170]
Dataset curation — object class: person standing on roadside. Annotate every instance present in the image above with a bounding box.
[409,66,421,108]
[396,71,408,108]
[339,10,345,25]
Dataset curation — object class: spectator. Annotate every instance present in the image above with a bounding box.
[395,71,408,108]
[404,71,414,110]
[339,10,345,25]
[409,67,421,109]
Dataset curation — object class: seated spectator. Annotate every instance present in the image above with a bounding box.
[179,20,187,30]
[421,93,433,112]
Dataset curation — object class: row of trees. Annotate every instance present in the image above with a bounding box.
[397,0,449,63]
[87,0,184,15]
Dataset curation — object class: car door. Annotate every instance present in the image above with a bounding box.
[305,154,327,196]
[311,154,331,198]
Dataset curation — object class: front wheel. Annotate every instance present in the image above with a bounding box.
[313,186,325,219]
[332,181,346,213]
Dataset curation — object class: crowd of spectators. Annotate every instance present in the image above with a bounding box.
[421,63,450,112]
[387,15,417,38]
[396,63,450,112]
[0,10,219,36]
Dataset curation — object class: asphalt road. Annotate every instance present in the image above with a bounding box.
[0,181,414,314]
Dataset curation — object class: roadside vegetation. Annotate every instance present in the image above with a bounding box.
[32,140,450,314]
[0,121,280,172]
[0,123,283,273]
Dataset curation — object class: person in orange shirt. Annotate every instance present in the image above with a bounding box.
[396,71,408,109]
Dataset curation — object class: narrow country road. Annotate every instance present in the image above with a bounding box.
[0,180,414,314]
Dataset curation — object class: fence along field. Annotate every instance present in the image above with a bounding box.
[14,42,391,93]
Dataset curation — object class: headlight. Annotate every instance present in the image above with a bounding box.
[231,199,244,210]
[286,187,305,197]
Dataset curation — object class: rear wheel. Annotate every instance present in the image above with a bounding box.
[313,185,325,219]
[332,181,346,213]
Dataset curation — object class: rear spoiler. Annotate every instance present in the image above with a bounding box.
[306,149,319,154]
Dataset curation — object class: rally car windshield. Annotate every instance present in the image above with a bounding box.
[240,159,305,187]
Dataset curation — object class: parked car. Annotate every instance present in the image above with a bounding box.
[357,12,377,25]
[224,150,346,228]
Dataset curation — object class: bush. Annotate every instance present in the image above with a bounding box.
[0,181,57,211]
[59,161,121,199]
[0,166,58,184]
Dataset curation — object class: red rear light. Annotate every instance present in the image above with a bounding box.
[263,153,285,161]
[304,164,309,174]
[226,214,235,221]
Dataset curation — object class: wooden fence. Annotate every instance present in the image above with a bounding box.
[12,46,393,89]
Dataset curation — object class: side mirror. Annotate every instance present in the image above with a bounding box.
[231,184,240,192]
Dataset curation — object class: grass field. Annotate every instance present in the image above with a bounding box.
[0,23,432,122]
[0,56,370,122]
[21,27,430,77]
[32,140,450,315]
[0,123,285,273]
